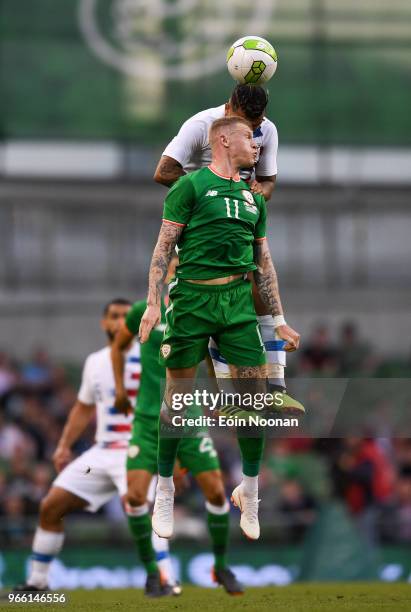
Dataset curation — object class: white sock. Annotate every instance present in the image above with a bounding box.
[267,363,285,387]
[125,502,149,517]
[242,475,258,497]
[152,531,175,585]
[27,527,65,588]
[257,315,286,388]
[205,500,230,515]
[157,475,174,491]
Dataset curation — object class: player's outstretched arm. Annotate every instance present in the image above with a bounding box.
[111,322,134,415]
[53,401,94,472]
[139,221,184,343]
[153,155,185,187]
[254,239,300,352]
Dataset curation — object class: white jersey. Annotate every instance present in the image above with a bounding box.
[162,104,278,179]
[78,343,140,446]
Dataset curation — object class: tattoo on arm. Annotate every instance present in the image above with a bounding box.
[155,156,185,187]
[147,222,183,305]
[254,240,283,317]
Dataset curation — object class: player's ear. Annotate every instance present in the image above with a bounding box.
[100,318,108,333]
[224,102,231,116]
[221,133,229,148]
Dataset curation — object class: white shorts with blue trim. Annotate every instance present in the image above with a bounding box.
[53,445,127,513]
[208,315,286,377]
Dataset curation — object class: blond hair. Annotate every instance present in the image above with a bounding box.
[208,116,252,145]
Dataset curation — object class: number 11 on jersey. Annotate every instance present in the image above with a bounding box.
[225,198,239,219]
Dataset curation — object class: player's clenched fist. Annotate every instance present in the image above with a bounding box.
[139,304,161,343]
[248,179,264,196]
[276,324,300,352]
[53,445,72,473]
[114,390,133,415]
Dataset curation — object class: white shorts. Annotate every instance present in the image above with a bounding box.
[208,317,286,377]
[53,445,127,513]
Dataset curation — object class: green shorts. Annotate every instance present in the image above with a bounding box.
[127,413,220,476]
[160,277,266,368]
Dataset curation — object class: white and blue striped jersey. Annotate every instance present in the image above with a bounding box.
[77,343,141,445]
[162,104,278,180]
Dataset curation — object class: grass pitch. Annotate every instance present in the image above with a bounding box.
[4,584,411,612]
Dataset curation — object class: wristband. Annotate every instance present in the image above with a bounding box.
[273,315,286,328]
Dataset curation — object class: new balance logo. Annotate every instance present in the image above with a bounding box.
[205,190,218,197]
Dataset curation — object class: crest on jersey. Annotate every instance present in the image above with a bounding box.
[242,190,255,205]
[160,344,171,359]
[128,445,140,458]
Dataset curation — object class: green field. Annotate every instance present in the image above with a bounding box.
[3,585,411,612]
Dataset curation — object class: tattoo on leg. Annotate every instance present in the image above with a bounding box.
[229,365,267,379]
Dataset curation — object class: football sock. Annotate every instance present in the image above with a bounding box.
[237,435,265,477]
[126,504,158,575]
[257,315,286,388]
[152,531,176,585]
[157,475,174,490]
[242,474,259,496]
[206,500,230,571]
[27,527,65,588]
[158,403,181,477]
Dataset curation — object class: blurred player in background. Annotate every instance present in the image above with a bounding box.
[14,299,172,597]
[141,116,298,541]
[154,84,300,399]
[111,255,244,596]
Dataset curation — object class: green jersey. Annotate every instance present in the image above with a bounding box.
[162,166,266,280]
[126,300,166,417]
[125,299,202,418]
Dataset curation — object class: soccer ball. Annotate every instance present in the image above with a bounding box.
[226,36,277,85]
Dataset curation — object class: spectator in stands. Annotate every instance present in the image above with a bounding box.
[28,463,53,506]
[0,470,8,513]
[337,322,374,376]
[21,347,54,395]
[393,470,411,542]
[0,351,18,400]
[2,494,30,545]
[0,412,30,461]
[393,439,411,474]
[277,479,317,540]
[300,324,338,374]
[332,438,395,544]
